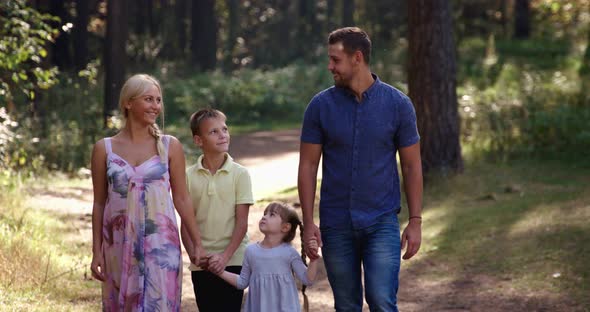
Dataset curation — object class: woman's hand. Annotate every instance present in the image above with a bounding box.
[90,252,105,281]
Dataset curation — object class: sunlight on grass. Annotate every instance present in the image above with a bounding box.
[0,176,100,311]
[406,160,590,308]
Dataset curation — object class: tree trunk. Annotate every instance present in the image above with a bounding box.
[50,1,72,69]
[175,0,188,56]
[326,0,335,32]
[74,0,89,71]
[342,0,354,26]
[191,0,217,71]
[408,0,463,174]
[223,0,239,72]
[104,0,128,127]
[514,0,530,39]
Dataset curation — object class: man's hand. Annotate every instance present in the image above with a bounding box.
[401,219,422,260]
[303,222,322,260]
[307,237,319,257]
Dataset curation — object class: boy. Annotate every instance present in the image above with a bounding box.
[181,108,254,312]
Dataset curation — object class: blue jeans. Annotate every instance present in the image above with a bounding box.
[321,211,401,312]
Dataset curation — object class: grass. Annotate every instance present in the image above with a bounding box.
[1,158,588,310]
[260,158,590,308]
[0,175,99,311]
[400,159,590,308]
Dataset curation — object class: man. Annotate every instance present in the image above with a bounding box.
[298,27,423,311]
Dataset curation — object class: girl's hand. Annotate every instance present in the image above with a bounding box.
[90,252,105,281]
[307,238,319,256]
[207,253,229,275]
[303,223,322,260]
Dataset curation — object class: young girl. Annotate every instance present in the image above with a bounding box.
[90,74,204,311]
[217,202,319,312]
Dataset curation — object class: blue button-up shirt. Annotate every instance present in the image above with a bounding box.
[301,74,420,230]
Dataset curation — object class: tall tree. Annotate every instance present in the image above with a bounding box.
[73,0,89,71]
[326,0,336,31]
[514,0,530,39]
[342,0,354,26]
[297,0,318,59]
[408,0,463,174]
[191,0,217,70]
[50,1,72,69]
[223,0,239,71]
[104,0,128,126]
[175,0,188,57]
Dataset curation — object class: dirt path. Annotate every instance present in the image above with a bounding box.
[25,129,576,311]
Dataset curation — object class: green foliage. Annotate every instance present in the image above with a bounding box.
[0,0,59,104]
[458,36,590,160]
[165,64,333,124]
[1,59,104,174]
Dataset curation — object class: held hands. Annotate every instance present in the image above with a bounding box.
[306,238,319,259]
[189,245,209,268]
[207,253,229,275]
[401,218,422,260]
[303,222,322,260]
[195,252,228,275]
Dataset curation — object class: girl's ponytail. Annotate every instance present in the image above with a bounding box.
[299,221,309,312]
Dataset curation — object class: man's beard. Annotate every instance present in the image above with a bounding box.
[333,75,350,88]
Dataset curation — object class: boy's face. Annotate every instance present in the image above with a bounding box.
[193,117,230,154]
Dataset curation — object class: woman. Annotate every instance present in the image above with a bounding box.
[90,74,205,311]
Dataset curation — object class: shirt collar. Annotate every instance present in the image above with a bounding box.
[196,153,233,173]
[336,73,381,100]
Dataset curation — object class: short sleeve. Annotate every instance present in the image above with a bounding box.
[395,95,420,148]
[235,169,254,204]
[300,95,323,144]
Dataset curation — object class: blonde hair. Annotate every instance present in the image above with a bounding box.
[189,108,227,136]
[119,74,167,163]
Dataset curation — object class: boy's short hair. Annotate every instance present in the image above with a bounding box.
[189,108,227,136]
[328,27,372,64]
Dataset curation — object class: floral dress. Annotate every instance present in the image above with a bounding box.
[101,136,181,311]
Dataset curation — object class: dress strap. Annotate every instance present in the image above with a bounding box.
[162,135,171,153]
[104,137,113,154]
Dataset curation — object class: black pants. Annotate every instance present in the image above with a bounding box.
[191,266,243,312]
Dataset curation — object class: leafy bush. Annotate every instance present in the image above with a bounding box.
[458,38,590,160]
[164,64,333,124]
[0,0,59,105]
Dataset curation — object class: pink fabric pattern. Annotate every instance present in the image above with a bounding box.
[101,136,181,311]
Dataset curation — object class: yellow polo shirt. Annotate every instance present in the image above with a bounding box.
[186,153,254,271]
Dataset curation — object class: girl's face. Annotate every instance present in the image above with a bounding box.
[259,209,287,235]
[126,85,162,125]
[194,117,230,154]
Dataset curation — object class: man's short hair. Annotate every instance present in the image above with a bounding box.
[328,27,372,64]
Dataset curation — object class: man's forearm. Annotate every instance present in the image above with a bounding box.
[298,164,318,224]
[402,164,423,218]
